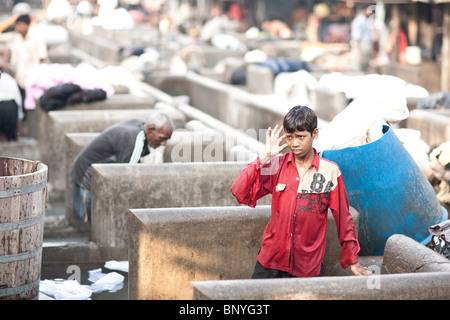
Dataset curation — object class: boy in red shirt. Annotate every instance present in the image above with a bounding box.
[231,105,371,278]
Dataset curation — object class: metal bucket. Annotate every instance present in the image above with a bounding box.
[0,157,48,300]
[321,125,448,256]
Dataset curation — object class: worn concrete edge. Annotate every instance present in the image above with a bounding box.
[42,239,103,264]
[191,271,450,300]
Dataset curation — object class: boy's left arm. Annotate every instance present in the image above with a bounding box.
[330,175,372,276]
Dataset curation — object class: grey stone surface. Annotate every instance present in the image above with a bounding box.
[31,88,156,140]
[0,138,41,162]
[128,206,269,300]
[189,233,450,300]
[164,128,225,163]
[407,109,450,147]
[91,161,271,260]
[69,30,123,64]
[148,71,289,136]
[42,239,102,263]
[192,272,450,300]
[246,64,274,94]
[381,233,450,274]
[311,87,349,122]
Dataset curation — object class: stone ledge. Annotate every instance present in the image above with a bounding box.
[191,271,450,300]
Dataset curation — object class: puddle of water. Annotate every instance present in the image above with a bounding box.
[40,262,128,300]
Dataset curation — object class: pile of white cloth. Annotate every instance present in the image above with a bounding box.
[314,95,410,152]
[313,94,432,178]
[39,260,128,300]
[316,73,429,100]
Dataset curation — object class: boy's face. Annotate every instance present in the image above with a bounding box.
[285,128,318,158]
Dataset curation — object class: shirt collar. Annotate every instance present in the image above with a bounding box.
[286,148,320,170]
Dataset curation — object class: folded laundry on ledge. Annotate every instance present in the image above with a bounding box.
[39,82,107,111]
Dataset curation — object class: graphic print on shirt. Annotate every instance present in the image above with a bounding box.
[297,158,340,215]
[298,191,330,215]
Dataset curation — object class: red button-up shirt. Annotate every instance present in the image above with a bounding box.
[231,150,360,277]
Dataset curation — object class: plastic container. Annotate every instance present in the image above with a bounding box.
[322,125,448,256]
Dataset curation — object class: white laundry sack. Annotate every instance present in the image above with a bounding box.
[314,95,409,152]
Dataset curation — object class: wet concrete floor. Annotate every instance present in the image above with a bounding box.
[40,261,129,300]
[41,198,129,300]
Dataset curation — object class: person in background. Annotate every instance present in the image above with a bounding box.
[0,70,23,142]
[0,14,48,118]
[70,112,174,224]
[350,4,376,72]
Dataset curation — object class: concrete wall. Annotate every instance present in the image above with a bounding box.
[407,109,450,148]
[147,71,332,137]
[69,31,123,65]
[128,206,268,300]
[380,61,441,95]
[187,71,291,133]
[311,87,422,124]
[200,46,247,69]
[311,87,348,122]
[90,25,159,49]
[192,272,450,300]
[127,205,360,300]
[34,94,155,141]
[91,161,271,260]
[0,138,41,162]
[70,28,245,70]
[246,64,274,94]
[164,128,225,163]
[147,71,289,134]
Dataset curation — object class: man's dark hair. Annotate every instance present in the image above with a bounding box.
[283,105,317,135]
[15,14,31,25]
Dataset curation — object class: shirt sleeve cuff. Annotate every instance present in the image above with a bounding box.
[341,254,360,270]
[255,156,271,170]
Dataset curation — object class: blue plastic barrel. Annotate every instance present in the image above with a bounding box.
[321,125,448,256]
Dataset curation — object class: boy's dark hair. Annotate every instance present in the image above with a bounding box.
[283,105,317,134]
[15,14,31,25]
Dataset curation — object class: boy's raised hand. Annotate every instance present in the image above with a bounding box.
[260,125,288,164]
